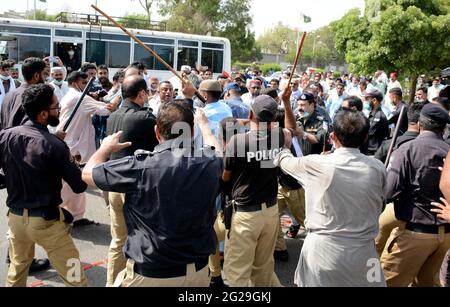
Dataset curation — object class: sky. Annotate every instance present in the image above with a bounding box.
[0,0,366,37]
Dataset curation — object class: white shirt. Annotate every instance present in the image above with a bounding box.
[241,92,257,108]
[56,88,111,163]
[428,85,444,101]
[385,80,402,110]
[49,81,69,102]
[275,148,387,287]
[0,76,16,111]
[148,95,162,116]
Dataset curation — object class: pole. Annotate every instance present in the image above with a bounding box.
[63,77,95,132]
[287,32,307,87]
[384,105,407,168]
[34,0,36,20]
[91,4,207,104]
[312,35,317,68]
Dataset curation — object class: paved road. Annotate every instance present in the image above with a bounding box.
[0,188,303,287]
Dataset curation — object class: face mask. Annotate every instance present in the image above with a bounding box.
[53,80,63,86]
[150,84,158,91]
[0,75,10,81]
[299,111,311,119]
[363,101,372,117]
[68,51,75,57]
[416,99,425,103]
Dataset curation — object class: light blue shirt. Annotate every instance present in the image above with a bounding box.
[194,101,233,148]
[326,93,346,121]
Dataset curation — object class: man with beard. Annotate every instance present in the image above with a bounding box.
[0,84,88,287]
[0,58,47,130]
[0,57,56,274]
[49,67,69,103]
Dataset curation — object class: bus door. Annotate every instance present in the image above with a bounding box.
[53,33,83,75]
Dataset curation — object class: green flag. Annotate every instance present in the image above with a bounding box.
[303,15,312,23]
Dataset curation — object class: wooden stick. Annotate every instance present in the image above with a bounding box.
[287,32,307,87]
[384,105,407,168]
[63,77,95,132]
[91,5,206,104]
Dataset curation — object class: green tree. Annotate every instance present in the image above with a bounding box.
[217,0,261,62]
[257,23,297,55]
[257,24,344,70]
[157,0,260,62]
[158,0,221,34]
[131,0,156,22]
[332,0,450,101]
[30,9,57,22]
[118,13,152,29]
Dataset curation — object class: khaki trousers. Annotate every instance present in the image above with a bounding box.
[6,210,87,287]
[224,204,279,287]
[375,203,402,256]
[275,186,305,251]
[106,192,128,287]
[114,259,210,287]
[208,213,226,278]
[381,224,450,287]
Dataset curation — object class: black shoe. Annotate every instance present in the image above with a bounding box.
[210,275,225,288]
[286,225,301,239]
[29,258,51,273]
[274,250,289,262]
[72,218,97,227]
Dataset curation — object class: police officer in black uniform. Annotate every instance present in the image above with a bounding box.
[296,93,328,156]
[363,89,390,155]
[83,102,223,287]
[0,84,88,287]
[103,75,159,286]
[382,103,450,287]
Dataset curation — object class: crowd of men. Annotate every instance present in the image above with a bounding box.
[0,55,450,287]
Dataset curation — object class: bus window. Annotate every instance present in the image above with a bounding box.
[86,41,130,68]
[177,40,198,70]
[201,49,223,73]
[15,36,50,62]
[134,44,174,71]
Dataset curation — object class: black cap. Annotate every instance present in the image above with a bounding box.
[298,92,315,102]
[421,103,450,125]
[251,95,278,122]
[364,89,384,102]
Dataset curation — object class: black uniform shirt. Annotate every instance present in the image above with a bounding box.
[386,131,450,225]
[388,102,409,135]
[225,127,284,206]
[92,139,222,270]
[368,107,389,154]
[374,131,419,163]
[106,99,158,160]
[0,83,29,130]
[297,111,327,156]
[0,121,87,209]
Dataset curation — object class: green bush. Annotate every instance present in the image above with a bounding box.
[232,62,251,72]
[261,63,282,76]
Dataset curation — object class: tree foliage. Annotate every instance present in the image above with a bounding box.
[332,0,450,77]
[257,23,345,69]
[131,0,156,22]
[157,0,260,62]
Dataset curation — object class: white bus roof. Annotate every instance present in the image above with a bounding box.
[0,17,231,45]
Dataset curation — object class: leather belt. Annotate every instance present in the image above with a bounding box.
[405,222,450,234]
[133,258,208,279]
[235,200,277,213]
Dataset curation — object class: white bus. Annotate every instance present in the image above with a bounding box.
[0,15,231,80]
